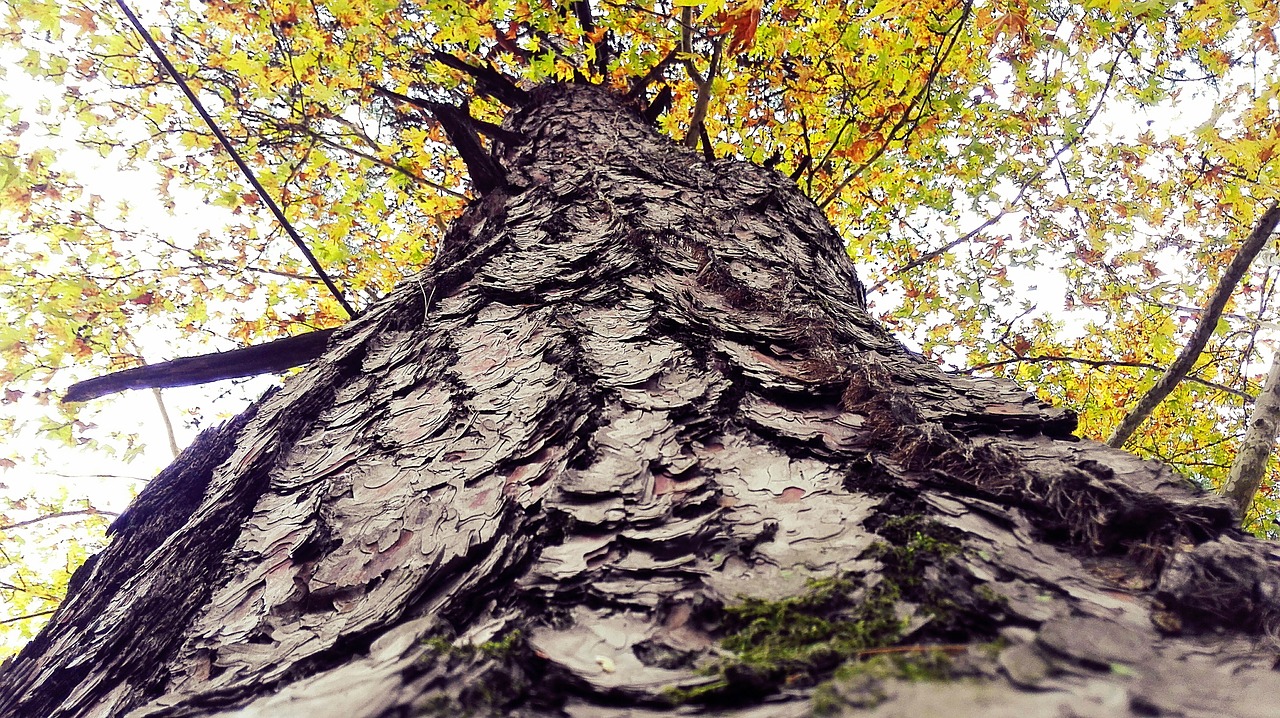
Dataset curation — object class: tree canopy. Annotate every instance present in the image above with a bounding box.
[1,0,1278,649]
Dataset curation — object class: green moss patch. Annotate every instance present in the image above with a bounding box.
[411,630,534,716]
[810,648,960,714]
[673,515,1002,706]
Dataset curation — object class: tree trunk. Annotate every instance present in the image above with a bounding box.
[1222,349,1280,521]
[3,83,1280,718]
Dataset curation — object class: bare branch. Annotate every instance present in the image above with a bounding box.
[0,609,57,626]
[679,7,704,86]
[1221,350,1280,519]
[0,509,119,533]
[152,387,180,458]
[430,51,530,107]
[966,353,1254,403]
[64,329,335,403]
[682,37,722,149]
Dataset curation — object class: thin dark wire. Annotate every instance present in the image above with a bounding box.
[114,0,359,319]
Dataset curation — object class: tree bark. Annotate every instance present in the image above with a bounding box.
[4,84,1280,718]
[1222,350,1280,520]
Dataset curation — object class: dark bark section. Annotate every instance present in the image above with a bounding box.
[4,85,1280,718]
[62,331,335,403]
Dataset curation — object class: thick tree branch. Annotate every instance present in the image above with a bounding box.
[678,7,704,85]
[63,329,335,403]
[642,84,672,125]
[371,86,526,145]
[626,48,677,100]
[114,0,359,319]
[372,86,509,194]
[570,0,611,77]
[789,154,811,183]
[682,36,722,149]
[430,51,530,107]
[428,102,509,194]
[698,123,715,162]
[1108,201,1280,448]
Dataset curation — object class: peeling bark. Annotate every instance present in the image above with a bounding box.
[4,84,1280,718]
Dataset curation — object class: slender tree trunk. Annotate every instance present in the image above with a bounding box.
[3,84,1280,718]
[1222,350,1280,520]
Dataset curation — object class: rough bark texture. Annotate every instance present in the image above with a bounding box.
[5,84,1280,718]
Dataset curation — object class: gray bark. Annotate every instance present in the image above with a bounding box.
[2,84,1279,718]
[1222,350,1280,519]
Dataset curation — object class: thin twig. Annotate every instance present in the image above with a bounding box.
[0,509,119,533]
[870,26,1138,290]
[151,387,180,457]
[301,123,469,199]
[965,354,1254,403]
[869,211,1006,294]
[0,609,58,625]
[0,581,60,601]
[816,0,974,211]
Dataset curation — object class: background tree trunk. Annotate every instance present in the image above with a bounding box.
[1222,349,1280,521]
[3,83,1280,718]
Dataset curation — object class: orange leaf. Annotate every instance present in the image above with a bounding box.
[63,7,97,33]
[717,0,762,56]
